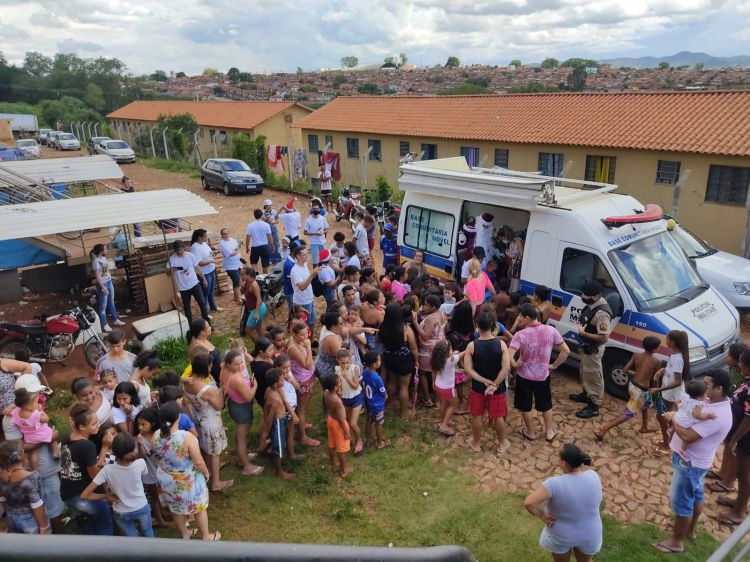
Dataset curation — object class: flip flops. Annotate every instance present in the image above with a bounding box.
[466,437,481,452]
[519,427,537,441]
[707,481,736,493]
[545,428,558,442]
[438,425,456,436]
[652,541,684,554]
[496,439,511,455]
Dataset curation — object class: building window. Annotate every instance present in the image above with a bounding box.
[209,129,216,141]
[308,134,319,153]
[584,155,616,184]
[325,135,333,150]
[460,146,480,167]
[494,148,509,168]
[219,130,228,145]
[705,165,750,206]
[656,160,681,185]
[421,143,438,160]
[538,152,564,176]
[403,205,455,258]
[346,137,359,159]
[399,141,410,157]
[368,139,381,161]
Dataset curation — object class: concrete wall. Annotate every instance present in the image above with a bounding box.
[301,128,748,254]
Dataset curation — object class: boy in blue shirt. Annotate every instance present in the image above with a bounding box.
[362,351,389,449]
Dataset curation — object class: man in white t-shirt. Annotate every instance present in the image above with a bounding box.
[303,199,329,266]
[219,227,243,303]
[245,209,274,274]
[277,198,302,240]
[352,212,371,267]
[290,245,321,327]
[318,165,333,212]
[166,240,209,324]
[653,370,732,555]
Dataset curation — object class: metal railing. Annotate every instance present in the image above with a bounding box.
[1,535,475,562]
[707,514,750,562]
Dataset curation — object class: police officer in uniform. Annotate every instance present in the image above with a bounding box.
[569,280,612,418]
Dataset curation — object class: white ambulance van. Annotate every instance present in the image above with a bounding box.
[398,157,740,398]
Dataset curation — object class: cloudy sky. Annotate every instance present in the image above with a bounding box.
[1,0,749,74]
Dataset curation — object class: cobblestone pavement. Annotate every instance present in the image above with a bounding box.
[422,370,732,540]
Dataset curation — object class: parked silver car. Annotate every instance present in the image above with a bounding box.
[56,133,81,151]
[36,128,53,145]
[15,139,41,158]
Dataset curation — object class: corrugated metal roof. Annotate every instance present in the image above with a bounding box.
[295,91,750,157]
[0,155,123,184]
[0,189,217,241]
[0,114,39,132]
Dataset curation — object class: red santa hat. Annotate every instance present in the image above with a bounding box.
[318,249,331,263]
[462,217,476,234]
[285,198,295,211]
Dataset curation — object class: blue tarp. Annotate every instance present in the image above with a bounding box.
[0,240,61,270]
[0,148,28,161]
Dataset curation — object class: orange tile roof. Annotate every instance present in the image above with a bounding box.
[108,101,311,130]
[296,92,750,157]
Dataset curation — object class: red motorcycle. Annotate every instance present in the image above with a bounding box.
[0,305,107,368]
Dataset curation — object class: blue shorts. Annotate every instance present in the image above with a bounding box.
[670,452,708,517]
[270,418,286,459]
[226,269,241,288]
[310,244,324,265]
[227,398,254,425]
[41,473,65,519]
[342,392,364,409]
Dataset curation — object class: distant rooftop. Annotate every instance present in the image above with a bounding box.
[108,101,312,130]
[296,91,750,157]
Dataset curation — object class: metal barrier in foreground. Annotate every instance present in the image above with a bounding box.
[0,535,476,562]
[707,514,750,562]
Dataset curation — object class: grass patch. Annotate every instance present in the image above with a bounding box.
[141,158,202,179]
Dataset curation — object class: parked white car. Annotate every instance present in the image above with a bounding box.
[36,128,53,145]
[15,139,41,158]
[96,140,136,163]
[668,219,750,310]
[48,131,64,149]
[56,133,81,151]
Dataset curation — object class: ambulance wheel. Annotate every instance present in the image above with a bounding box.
[603,349,630,400]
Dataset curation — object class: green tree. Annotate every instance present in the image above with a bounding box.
[332,74,347,88]
[566,65,587,91]
[399,53,408,66]
[658,61,670,70]
[540,57,559,69]
[296,66,304,74]
[694,62,705,71]
[23,51,53,77]
[84,82,105,112]
[150,70,168,82]
[445,56,460,68]
[341,56,359,68]
[227,67,240,82]
[383,56,397,66]
[202,67,219,76]
[507,81,559,93]
[238,72,253,82]
[357,82,380,94]
[510,59,522,67]
[175,71,187,78]
[466,76,490,88]
[561,58,598,68]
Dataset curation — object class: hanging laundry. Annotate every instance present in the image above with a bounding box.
[267,144,286,174]
[322,151,341,181]
[293,148,307,179]
[318,150,324,167]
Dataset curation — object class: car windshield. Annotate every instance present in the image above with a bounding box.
[668,223,716,258]
[93,137,110,143]
[60,134,75,140]
[221,161,250,172]
[17,141,35,147]
[106,141,129,149]
[609,231,707,313]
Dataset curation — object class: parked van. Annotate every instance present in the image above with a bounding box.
[398,157,740,398]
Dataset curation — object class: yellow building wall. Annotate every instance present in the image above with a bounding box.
[301,128,748,255]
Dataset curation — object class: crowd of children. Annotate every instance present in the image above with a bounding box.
[0,194,746,548]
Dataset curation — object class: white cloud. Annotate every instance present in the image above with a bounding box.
[0,0,747,74]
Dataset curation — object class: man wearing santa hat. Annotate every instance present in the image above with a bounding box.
[277,197,302,241]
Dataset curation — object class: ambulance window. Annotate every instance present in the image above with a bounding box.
[560,248,615,295]
[403,206,454,258]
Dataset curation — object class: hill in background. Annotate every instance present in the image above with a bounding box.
[598,51,750,69]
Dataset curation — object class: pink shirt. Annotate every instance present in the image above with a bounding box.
[670,399,732,469]
[509,323,563,382]
[465,272,492,304]
[11,407,54,444]
[391,280,408,302]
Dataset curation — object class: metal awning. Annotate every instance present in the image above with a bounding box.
[0,155,123,184]
[0,189,217,241]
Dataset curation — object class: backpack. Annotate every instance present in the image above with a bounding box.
[311,273,326,297]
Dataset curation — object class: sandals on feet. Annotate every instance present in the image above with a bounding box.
[438,425,456,436]
[211,479,234,493]
[466,437,481,452]
[545,428,558,442]
[496,439,511,454]
[707,481,736,493]
[519,427,536,441]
